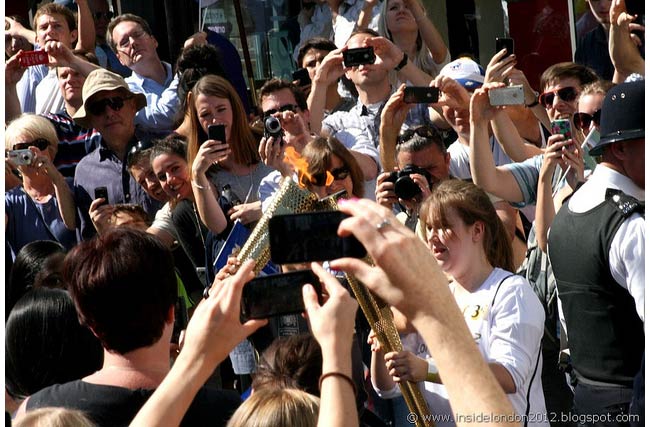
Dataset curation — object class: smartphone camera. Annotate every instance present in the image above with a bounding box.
[264,116,284,142]
[488,85,524,106]
[7,149,34,166]
[343,47,376,68]
[385,164,433,200]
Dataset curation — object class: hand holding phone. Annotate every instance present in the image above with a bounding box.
[550,119,572,141]
[495,37,514,56]
[488,85,524,106]
[207,124,226,144]
[292,68,311,87]
[18,50,49,67]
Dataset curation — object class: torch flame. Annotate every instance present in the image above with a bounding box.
[283,146,334,188]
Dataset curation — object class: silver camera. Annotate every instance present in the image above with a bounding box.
[7,149,35,166]
[488,85,525,106]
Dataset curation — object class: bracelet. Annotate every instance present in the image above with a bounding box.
[394,52,408,72]
[319,372,357,396]
[191,181,209,190]
[526,90,540,108]
[426,359,440,383]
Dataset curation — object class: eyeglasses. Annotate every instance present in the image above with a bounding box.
[263,104,299,117]
[117,30,149,50]
[127,139,155,166]
[13,138,50,151]
[87,96,132,116]
[93,11,114,20]
[397,126,440,145]
[573,110,601,132]
[538,87,578,109]
[310,167,350,187]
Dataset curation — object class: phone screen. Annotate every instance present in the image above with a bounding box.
[269,211,366,264]
[241,269,322,320]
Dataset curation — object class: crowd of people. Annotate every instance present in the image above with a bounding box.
[4,0,645,426]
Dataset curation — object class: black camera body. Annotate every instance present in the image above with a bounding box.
[263,116,284,144]
[385,164,433,200]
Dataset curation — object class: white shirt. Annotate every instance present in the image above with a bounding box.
[565,164,645,321]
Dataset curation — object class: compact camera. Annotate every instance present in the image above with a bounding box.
[385,164,433,200]
[7,149,35,166]
[263,116,284,144]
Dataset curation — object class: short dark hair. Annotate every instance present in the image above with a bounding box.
[540,62,599,92]
[63,228,177,354]
[258,78,308,111]
[111,204,150,227]
[150,136,187,163]
[397,126,447,155]
[297,37,337,68]
[6,288,103,399]
[106,13,153,53]
[347,28,381,44]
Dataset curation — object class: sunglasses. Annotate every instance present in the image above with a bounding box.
[397,126,440,145]
[263,104,299,117]
[539,87,578,109]
[87,96,132,116]
[126,139,155,166]
[573,110,601,133]
[93,11,114,20]
[13,138,50,151]
[310,167,350,187]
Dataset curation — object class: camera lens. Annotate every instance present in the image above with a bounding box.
[394,176,421,200]
[264,116,283,139]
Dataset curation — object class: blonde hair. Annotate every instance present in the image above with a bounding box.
[15,407,95,427]
[377,0,437,79]
[5,114,59,153]
[226,388,320,427]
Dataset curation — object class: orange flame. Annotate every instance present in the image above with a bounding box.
[283,146,334,188]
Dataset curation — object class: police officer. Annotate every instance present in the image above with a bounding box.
[547,80,644,427]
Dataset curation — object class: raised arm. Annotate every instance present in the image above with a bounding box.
[331,199,517,427]
[5,52,27,123]
[469,84,525,203]
[609,0,645,83]
[379,84,412,171]
[190,141,229,235]
[307,48,345,133]
[74,0,96,53]
[356,0,379,30]
[34,150,77,230]
[508,68,551,132]
[405,0,449,64]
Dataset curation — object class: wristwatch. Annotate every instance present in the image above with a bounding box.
[526,90,540,108]
[394,52,408,72]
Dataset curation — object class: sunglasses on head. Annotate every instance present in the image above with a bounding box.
[87,96,132,116]
[310,166,350,187]
[573,110,601,132]
[263,104,299,117]
[127,139,155,166]
[13,138,50,151]
[93,11,114,20]
[397,126,440,145]
[539,87,578,109]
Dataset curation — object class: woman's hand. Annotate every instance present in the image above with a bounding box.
[367,330,384,353]
[384,351,428,383]
[5,159,22,190]
[485,49,517,84]
[192,138,231,177]
[228,201,262,225]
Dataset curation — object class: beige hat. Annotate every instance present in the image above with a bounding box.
[73,68,147,129]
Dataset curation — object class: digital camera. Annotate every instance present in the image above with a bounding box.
[7,149,34,166]
[263,116,284,143]
[385,164,433,200]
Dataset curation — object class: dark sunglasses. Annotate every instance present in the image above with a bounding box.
[573,110,601,132]
[126,139,155,166]
[263,104,299,117]
[397,126,440,145]
[539,87,578,109]
[93,11,114,20]
[13,138,50,151]
[310,167,350,187]
[87,96,132,116]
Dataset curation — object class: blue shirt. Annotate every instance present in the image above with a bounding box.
[73,139,157,239]
[5,183,78,256]
[43,110,102,177]
[126,61,180,138]
[16,63,49,114]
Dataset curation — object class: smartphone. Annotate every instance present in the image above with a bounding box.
[551,119,572,141]
[488,85,524,106]
[6,149,34,166]
[269,211,367,264]
[241,269,322,321]
[403,87,439,104]
[94,186,109,206]
[207,123,226,145]
[18,50,49,67]
[292,67,311,87]
[495,37,514,56]
[343,47,376,68]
